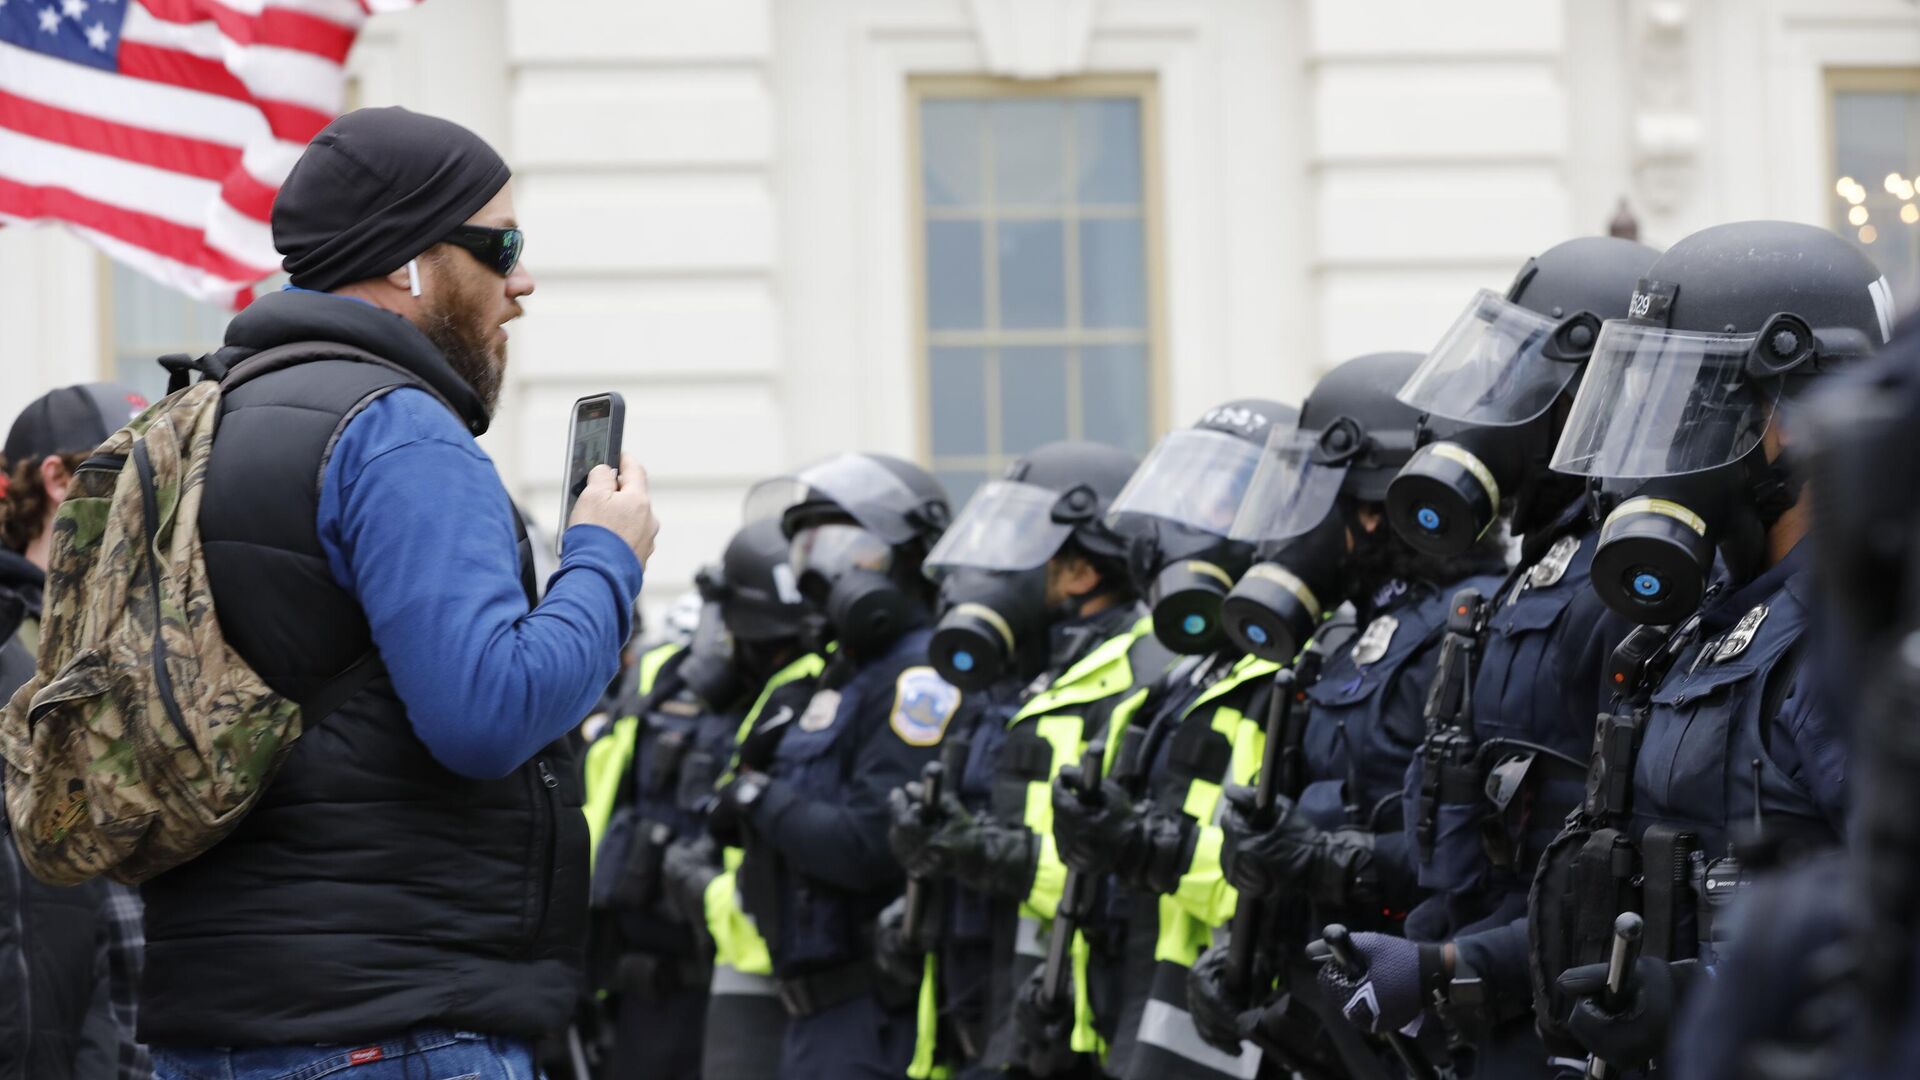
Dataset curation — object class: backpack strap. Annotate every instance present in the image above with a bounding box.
[297,652,384,725]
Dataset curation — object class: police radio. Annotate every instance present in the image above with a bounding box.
[1414,588,1487,861]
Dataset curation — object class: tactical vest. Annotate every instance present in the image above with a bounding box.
[1092,652,1274,1080]
[914,617,1169,1077]
[140,347,583,1045]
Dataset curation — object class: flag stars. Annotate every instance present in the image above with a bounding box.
[59,0,85,17]
[38,4,60,31]
[84,20,109,48]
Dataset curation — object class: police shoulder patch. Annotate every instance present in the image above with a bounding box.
[890,666,960,747]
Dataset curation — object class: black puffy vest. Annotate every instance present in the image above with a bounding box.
[137,291,589,1046]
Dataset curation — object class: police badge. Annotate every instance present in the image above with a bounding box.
[798,689,841,732]
[1528,535,1581,590]
[1351,614,1399,666]
[1714,604,1769,663]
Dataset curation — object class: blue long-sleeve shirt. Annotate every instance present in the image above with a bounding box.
[316,387,643,780]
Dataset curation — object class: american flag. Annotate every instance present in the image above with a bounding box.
[0,0,422,308]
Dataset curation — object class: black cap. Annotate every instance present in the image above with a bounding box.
[273,107,512,292]
[5,383,150,463]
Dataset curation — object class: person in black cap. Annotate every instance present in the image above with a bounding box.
[0,383,152,1080]
[136,108,660,1080]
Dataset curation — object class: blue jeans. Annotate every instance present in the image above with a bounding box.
[151,1029,541,1080]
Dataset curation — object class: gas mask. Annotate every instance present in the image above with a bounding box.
[790,523,918,657]
[677,589,747,710]
[1105,427,1271,654]
[1124,524,1251,655]
[1222,506,1349,663]
[1586,454,1773,624]
[928,566,1050,691]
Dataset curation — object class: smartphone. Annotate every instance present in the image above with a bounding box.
[559,392,626,554]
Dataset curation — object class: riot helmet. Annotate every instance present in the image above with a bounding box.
[674,517,811,702]
[1221,353,1430,662]
[1389,237,1661,555]
[744,453,951,656]
[1108,400,1296,654]
[1549,220,1891,623]
[924,440,1140,690]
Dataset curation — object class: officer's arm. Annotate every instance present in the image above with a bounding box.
[748,691,941,894]
[1449,916,1535,1014]
[1772,666,1849,832]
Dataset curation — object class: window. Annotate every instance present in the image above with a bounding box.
[104,260,244,403]
[1830,70,1920,308]
[913,79,1162,506]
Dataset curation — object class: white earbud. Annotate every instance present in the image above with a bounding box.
[407,258,422,298]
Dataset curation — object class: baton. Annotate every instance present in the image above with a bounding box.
[901,761,945,946]
[1225,669,1297,994]
[1041,741,1106,1006]
[1585,912,1645,1080]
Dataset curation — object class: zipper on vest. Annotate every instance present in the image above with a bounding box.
[529,757,560,955]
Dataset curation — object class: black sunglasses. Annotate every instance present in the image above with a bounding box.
[442,224,524,277]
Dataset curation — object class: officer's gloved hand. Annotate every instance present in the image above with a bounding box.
[1116,808,1196,896]
[706,771,764,848]
[888,783,1040,898]
[872,895,927,991]
[736,716,790,772]
[660,836,720,951]
[1012,962,1079,1075]
[1050,763,1143,877]
[1307,931,1443,1036]
[1558,956,1687,1072]
[1187,943,1266,1055]
[1220,785,1376,907]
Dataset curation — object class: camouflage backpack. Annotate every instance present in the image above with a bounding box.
[0,346,375,885]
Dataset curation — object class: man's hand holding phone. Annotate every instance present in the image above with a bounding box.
[570,453,659,568]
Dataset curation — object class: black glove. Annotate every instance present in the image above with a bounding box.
[660,836,721,951]
[1012,961,1080,1076]
[706,770,767,848]
[1220,785,1376,906]
[1187,944,1266,1055]
[887,782,1038,898]
[737,710,794,772]
[1050,763,1143,877]
[872,894,927,991]
[1558,956,1685,1072]
[1120,808,1197,896]
[1307,931,1444,1035]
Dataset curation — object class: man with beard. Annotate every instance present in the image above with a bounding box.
[136,107,660,1080]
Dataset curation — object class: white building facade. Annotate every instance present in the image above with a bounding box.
[2,0,1917,612]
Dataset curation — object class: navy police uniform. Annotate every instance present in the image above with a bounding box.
[737,626,961,1078]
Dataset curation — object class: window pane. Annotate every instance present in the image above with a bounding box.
[1074,99,1142,205]
[1832,87,1920,309]
[1080,218,1147,329]
[1082,344,1151,453]
[927,220,986,330]
[936,468,988,510]
[922,100,984,207]
[930,347,990,457]
[999,346,1069,454]
[992,100,1065,206]
[997,219,1066,329]
[110,261,230,404]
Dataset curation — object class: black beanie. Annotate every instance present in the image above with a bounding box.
[273,107,511,292]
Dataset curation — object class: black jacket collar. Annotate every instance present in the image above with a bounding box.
[214,290,491,436]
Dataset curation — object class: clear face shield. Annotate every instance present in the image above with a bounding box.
[924,480,1076,576]
[1107,428,1266,537]
[1549,321,1785,480]
[1227,423,1351,545]
[743,454,927,543]
[1397,289,1590,427]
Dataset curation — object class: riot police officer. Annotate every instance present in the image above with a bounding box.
[1344,237,1656,1078]
[1519,221,1881,1074]
[584,516,811,1078]
[1184,352,1507,1073]
[724,453,959,1078]
[1030,399,1304,1080]
[1664,321,1920,1080]
[881,439,1169,1079]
